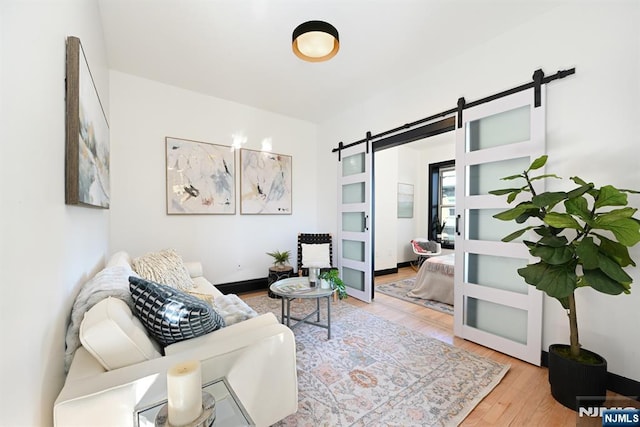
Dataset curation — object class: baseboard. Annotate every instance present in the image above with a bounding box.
[216,277,268,294]
[541,350,639,400]
[374,267,398,277]
[374,261,412,277]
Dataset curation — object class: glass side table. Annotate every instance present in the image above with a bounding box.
[135,377,254,427]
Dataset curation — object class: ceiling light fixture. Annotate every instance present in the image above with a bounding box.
[292,20,339,62]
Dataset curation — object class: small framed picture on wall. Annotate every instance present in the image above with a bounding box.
[397,183,414,218]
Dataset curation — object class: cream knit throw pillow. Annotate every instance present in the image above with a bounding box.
[132,249,194,291]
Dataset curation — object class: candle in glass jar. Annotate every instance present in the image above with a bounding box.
[167,360,202,426]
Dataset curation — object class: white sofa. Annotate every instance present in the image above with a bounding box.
[54,251,298,427]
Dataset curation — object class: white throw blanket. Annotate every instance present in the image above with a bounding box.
[63,265,135,372]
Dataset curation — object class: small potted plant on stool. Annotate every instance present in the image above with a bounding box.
[266,250,293,298]
[266,250,291,270]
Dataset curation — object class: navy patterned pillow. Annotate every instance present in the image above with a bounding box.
[129,276,225,346]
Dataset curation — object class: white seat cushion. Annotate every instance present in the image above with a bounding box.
[79,297,162,370]
[164,312,279,355]
[211,294,258,326]
[191,276,224,298]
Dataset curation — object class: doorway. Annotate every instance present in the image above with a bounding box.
[372,118,456,323]
[373,118,455,275]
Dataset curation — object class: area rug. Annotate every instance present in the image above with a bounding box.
[245,295,508,426]
[376,278,454,315]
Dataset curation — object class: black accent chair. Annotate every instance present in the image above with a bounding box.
[297,233,334,277]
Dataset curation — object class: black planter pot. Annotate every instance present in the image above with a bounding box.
[548,344,607,411]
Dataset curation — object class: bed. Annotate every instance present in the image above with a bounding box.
[407,253,454,305]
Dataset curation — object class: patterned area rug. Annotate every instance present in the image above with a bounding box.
[245,295,508,426]
[376,278,454,315]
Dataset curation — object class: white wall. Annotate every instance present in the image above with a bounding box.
[318,2,640,381]
[108,72,319,283]
[374,148,398,270]
[0,1,110,425]
[396,146,421,263]
[374,144,425,270]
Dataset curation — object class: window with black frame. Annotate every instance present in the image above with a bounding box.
[429,160,455,249]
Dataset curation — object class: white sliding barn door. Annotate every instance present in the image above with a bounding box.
[454,88,545,365]
[337,143,373,302]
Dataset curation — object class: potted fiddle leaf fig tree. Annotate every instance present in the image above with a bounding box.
[490,155,640,410]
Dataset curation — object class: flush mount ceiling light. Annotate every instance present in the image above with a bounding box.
[292,20,339,62]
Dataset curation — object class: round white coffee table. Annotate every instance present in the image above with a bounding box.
[269,276,334,339]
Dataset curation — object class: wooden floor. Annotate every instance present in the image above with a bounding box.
[371,267,578,426]
[243,267,581,426]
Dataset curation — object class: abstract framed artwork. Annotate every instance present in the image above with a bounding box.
[165,137,236,214]
[397,183,414,218]
[240,149,292,214]
[65,36,110,208]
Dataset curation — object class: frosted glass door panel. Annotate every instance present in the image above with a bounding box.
[467,105,530,151]
[467,209,526,242]
[466,254,529,294]
[343,267,364,291]
[342,240,364,262]
[468,157,529,196]
[455,87,544,365]
[342,153,365,176]
[342,212,365,232]
[342,183,365,204]
[337,142,372,302]
[465,297,528,344]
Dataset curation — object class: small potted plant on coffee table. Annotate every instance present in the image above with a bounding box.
[319,269,348,300]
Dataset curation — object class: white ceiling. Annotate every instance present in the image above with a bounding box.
[98,0,564,123]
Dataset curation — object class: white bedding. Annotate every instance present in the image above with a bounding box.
[407,253,454,305]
